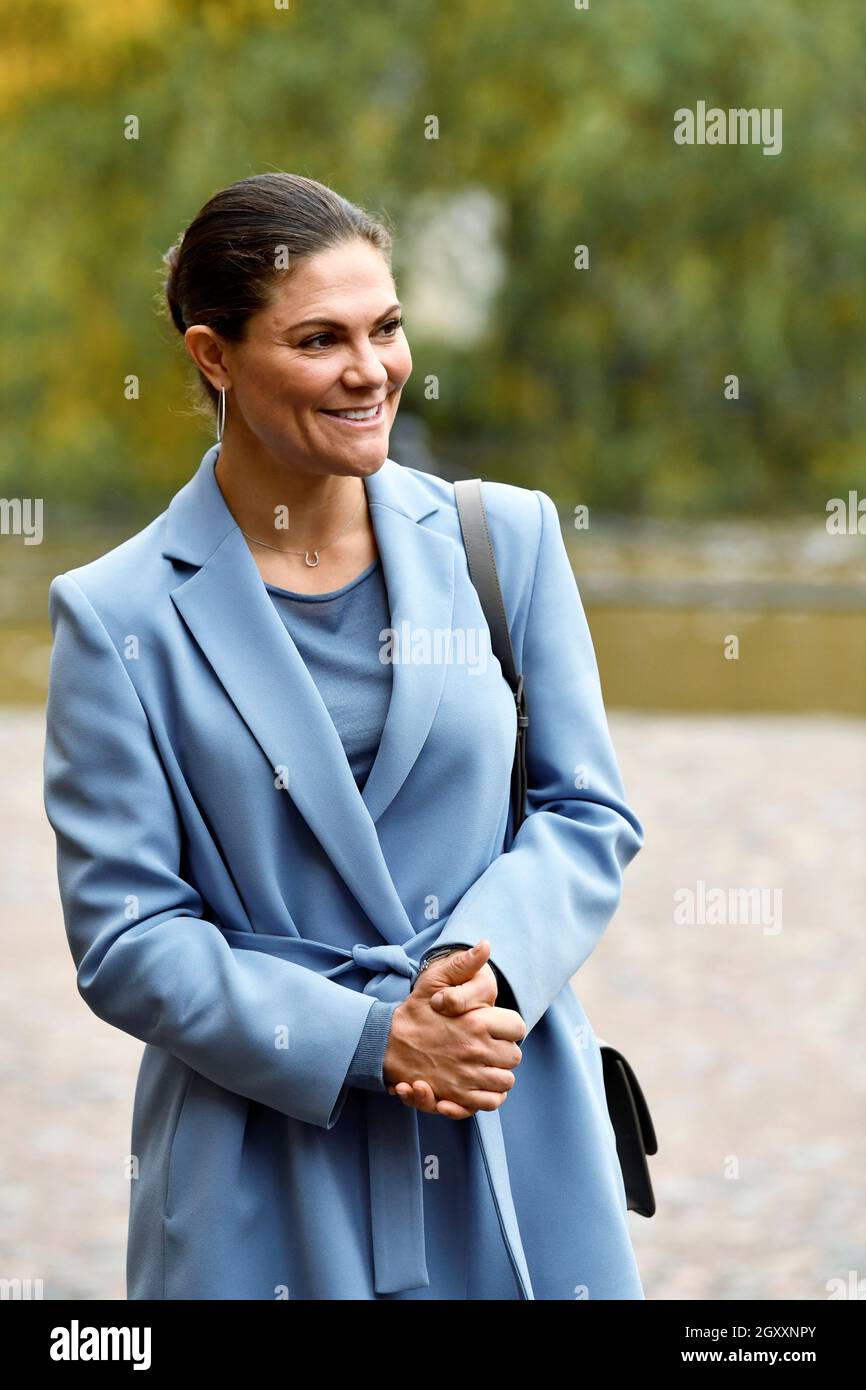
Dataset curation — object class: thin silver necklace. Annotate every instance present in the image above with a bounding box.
[239,487,365,567]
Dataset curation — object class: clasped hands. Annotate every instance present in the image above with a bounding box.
[382,939,526,1119]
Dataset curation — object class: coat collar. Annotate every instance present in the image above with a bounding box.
[161,443,454,946]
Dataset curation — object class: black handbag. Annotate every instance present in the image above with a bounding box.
[454,477,658,1218]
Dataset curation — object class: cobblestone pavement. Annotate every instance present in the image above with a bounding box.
[2,708,864,1301]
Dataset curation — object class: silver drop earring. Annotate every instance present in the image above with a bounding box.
[216,386,226,443]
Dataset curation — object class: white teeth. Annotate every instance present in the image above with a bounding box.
[327,405,380,420]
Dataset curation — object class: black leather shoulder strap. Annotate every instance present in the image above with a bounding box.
[454,478,519,689]
[453,477,529,832]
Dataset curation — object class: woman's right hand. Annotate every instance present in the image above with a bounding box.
[382,940,525,1119]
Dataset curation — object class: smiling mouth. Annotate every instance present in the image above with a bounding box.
[319,401,386,423]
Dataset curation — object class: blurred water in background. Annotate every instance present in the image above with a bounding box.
[5,497,863,714]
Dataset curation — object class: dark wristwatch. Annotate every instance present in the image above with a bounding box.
[411,942,473,990]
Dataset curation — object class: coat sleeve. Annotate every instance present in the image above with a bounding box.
[345,998,398,1091]
[42,572,378,1128]
[428,488,644,1036]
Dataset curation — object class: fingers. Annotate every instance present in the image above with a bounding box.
[392,1080,438,1112]
[387,1038,522,1102]
[440,1089,508,1116]
[413,939,491,999]
[429,965,497,1015]
[471,1005,527,1044]
[483,1040,523,1070]
[427,1001,526,1061]
[428,985,526,1041]
[389,1081,447,1110]
[433,1098,479,1119]
[392,1082,505,1121]
[390,1083,476,1121]
[391,1069,516,1117]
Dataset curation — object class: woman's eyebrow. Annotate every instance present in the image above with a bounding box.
[284,302,402,333]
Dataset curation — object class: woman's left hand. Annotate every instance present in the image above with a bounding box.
[387,956,500,1116]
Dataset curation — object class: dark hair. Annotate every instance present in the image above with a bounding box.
[159,172,395,418]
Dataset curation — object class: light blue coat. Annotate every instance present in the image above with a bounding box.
[43,442,645,1300]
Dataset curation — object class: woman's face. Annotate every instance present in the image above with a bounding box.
[191,239,413,477]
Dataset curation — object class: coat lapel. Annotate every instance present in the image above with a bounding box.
[161,444,455,945]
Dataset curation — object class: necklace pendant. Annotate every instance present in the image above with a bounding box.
[304,550,320,567]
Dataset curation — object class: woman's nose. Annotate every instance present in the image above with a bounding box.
[341,343,391,386]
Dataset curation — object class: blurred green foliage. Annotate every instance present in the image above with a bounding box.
[1,0,864,522]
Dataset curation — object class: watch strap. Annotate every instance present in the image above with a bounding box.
[412,942,473,990]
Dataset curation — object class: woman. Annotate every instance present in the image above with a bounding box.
[43,172,646,1300]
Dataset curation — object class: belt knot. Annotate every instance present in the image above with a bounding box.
[351,942,419,1002]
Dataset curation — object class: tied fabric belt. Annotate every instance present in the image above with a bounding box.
[220,927,532,1298]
